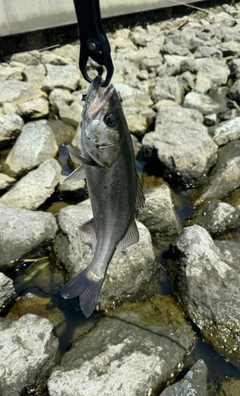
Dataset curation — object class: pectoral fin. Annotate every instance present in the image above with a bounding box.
[117,219,139,250]
[80,218,97,246]
[61,165,86,183]
[67,144,94,166]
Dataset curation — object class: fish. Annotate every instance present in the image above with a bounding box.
[61,76,145,317]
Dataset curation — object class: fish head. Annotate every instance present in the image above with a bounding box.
[82,76,124,167]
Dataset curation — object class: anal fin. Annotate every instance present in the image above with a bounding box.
[117,219,139,250]
[80,218,97,247]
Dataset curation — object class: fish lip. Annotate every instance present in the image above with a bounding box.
[85,76,114,120]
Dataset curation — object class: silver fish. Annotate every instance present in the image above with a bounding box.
[61,76,145,317]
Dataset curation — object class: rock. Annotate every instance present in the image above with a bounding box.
[168,225,240,369]
[0,113,24,143]
[0,273,15,312]
[0,80,45,110]
[194,58,230,94]
[213,117,240,146]
[0,64,24,81]
[194,46,222,59]
[218,41,240,57]
[137,185,182,235]
[218,378,240,396]
[48,296,195,396]
[0,314,58,395]
[10,51,41,65]
[18,97,49,119]
[0,159,61,210]
[142,119,217,187]
[7,292,65,327]
[52,44,80,64]
[5,121,58,176]
[49,89,83,127]
[0,207,58,266]
[58,175,86,194]
[228,79,240,104]
[229,58,240,80]
[155,103,203,125]
[150,77,185,104]
[183,91,225,115]
[161,360,208,396]
[197,156,240,203]
[42,64,80,92]
[46,120,76,145]
[193,200,240,235]
[54,200,155,311]
[222,4,238,17]
[0,173,16,190]
[21,64,46,87]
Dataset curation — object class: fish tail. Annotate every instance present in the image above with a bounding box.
[61,267,105,318]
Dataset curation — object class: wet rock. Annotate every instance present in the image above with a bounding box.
[54,200,155,311]
[0,314,58,396]
[0,273,15,312]
[213,117,240,146]
[161,360,208,396]
[183,91,225,115]
[0,173,16,190]
[193,200,240,235]
[150,76,185,104]
[18,97,49,119]
[5,121,58,176]
[218,378,240,396]
[42,64,80,92]
[0,207,58,266]
[0,80,45,110]
[0,113,24,143]
[7,292,65,327]
[137,184,182,235]
[168,225,240,369]
[142,118,217,187]
[48,296,195,396]
[0,159,61,210]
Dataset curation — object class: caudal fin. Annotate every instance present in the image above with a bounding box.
[61,267,105,318]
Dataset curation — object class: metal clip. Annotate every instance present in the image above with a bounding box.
[73,0,114,87]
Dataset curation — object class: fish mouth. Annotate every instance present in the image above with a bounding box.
[85,76,114,120]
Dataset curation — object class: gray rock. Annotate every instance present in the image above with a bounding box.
[137,185,182,235]
[161,360,208,396]
[197,156,240,203]
[10,51,41,65]
[21,64,46,87]
[40,51,71,66]
[0,314,58,396]
[218,378,240,395]
[18,97,49,119]
[194,58,230,94]
[58,175,86,194]
[157,54,192,77]
[222,4,238,17]
[5,121,58,176]
[49,89,83,127]
[0,64,24,81]
[193,200,240,235]
[0,273,15,312]
[142,121,217,187]
[46,120,76,146]
[0,159,61,210]
[213,117,240,146]
[54,200,155,310]
[183,91,225,115]
[0,207,58,266]
[229,58,240,80]
[42,64,80,92]
[0,113,24,142]
[218,40,240,57]
[194,46,223,59]
[48,296,195,396]
[52,44,81,64]
[0,173,16,190]
[168,225,240,368]
[150,77,185,104]
[0,80,45,109]
[228,79,240,103]
[155,103,203,126]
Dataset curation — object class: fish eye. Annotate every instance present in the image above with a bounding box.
[104,113,117,128]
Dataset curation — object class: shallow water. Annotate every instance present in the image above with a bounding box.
[1,153,240,395]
